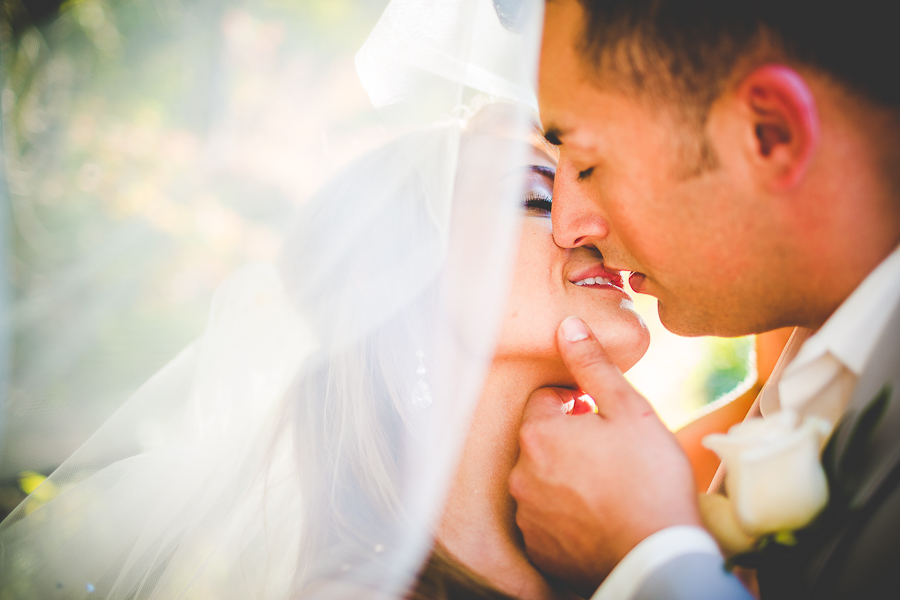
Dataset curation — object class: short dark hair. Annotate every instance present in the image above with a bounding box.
[574,0,900,118]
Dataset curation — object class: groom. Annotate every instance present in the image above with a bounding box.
[509,1,900,599]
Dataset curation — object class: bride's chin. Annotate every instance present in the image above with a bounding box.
[493,316,649,382]
[588,316,651,373]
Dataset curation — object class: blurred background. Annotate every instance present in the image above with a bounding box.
[0,0,763,517]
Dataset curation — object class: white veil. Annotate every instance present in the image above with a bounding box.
[0,0,543,598]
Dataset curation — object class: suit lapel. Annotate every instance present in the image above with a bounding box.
[826,298,900,509]
[792,299,900,599]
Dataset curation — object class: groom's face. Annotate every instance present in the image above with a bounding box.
[539,0,777,336]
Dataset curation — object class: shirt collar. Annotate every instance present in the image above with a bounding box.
[784,244,900,379]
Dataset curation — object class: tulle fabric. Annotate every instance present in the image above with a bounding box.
[0,1,543,598]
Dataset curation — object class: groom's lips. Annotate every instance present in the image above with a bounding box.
[629,272,647,293]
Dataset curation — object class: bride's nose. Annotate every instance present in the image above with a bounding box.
[551,156,610,250]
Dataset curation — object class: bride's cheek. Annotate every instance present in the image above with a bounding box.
[495,243,558,354]
[495,290,554,355]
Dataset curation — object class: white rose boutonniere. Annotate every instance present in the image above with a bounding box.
[700,410,832,556]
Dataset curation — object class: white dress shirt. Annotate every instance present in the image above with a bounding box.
[592,244,900,600]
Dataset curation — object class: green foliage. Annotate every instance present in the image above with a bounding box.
[694,336,754,405]
[1,0,386,476]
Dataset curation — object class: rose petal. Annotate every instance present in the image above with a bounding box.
[698,493,757,557]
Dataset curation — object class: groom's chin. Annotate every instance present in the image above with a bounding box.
[656,300,762,338]
[656,301,727,338]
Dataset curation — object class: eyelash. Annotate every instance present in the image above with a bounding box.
[523,191,552,214]
[577,167,594,181]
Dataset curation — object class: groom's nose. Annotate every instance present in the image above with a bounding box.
[551,156,610,250]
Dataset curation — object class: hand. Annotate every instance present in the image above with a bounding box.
[509,316,701,596]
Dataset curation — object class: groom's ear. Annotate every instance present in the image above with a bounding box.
[733,65,820,191]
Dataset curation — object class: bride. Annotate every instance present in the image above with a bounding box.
[430,111,649,598]
[282,103,649,600]
[0,2,648,599]
[0,102,649,600]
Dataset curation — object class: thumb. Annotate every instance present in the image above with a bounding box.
[557,316,651,419]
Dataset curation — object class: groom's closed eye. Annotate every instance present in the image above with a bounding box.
[541,126,597,181]
[543,129,563,146]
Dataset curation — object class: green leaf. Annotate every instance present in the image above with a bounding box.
[773,530,798,546]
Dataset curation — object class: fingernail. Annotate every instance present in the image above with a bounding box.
[561,399,575,414]
[561,316,589,342]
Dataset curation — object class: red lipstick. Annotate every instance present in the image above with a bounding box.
[569,265,625,291]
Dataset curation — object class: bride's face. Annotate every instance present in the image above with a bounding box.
[495,143,650,374]
[437,137,652,585]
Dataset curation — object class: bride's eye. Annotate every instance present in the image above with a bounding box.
[523,189,552,216]
[519,164,554,217]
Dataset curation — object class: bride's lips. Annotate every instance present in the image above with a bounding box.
[569,265,626,291]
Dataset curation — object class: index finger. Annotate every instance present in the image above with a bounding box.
[557,316,652,419]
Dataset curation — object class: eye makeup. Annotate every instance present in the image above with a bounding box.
[522,165,554,216]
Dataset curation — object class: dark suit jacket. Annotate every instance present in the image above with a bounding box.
[635,301,900,600]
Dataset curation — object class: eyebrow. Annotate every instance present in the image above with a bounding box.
[530,165,556,180]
